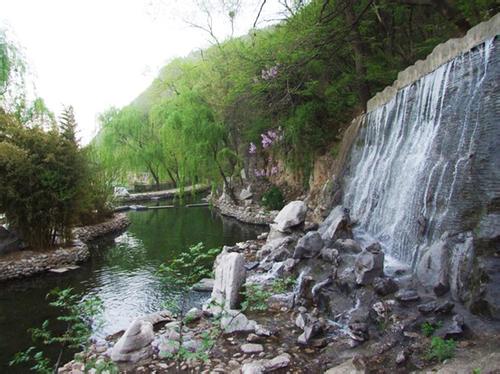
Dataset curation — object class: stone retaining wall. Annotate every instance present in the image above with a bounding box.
[74,213,130,242]
[0,241,89,282]
[0,214,131,282]
[213,198,277,225]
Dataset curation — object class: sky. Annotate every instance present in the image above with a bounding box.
[1,0,284,144]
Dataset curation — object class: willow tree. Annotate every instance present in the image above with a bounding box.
[97,105,175,187]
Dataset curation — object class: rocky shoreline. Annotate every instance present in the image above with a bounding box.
[0,213,130,282]
[117,184,210,204]
[60,201,500,373]
[212,195,278,226]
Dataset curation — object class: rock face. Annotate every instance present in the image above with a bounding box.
[293,231,324,259]
[354,243,384,285]
[111,319,154,363]
[318,206,352,246]
[211,249,246,310]
[417,236,450,296]
[273,201,307,232]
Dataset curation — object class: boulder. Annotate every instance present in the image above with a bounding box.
[293,231,324,259]
[354,244,384,285]
[210,249,246,310]
[318,206,353,246]
[114,186,130,198]
[221,310,256,334]
[297,321,322,345]
[111,319,154,363]
[395,289,420,302]
[273,201,307,232]
[435,314,465,339]
[333,238,362,253]
[320,247,340,264]
[241,353,291,374]
[373,277,399,296]
[268,293,295,310]
[267,224,289,241]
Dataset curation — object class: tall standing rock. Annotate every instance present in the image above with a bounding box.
[211,249,246,310]
[354,243,384,285]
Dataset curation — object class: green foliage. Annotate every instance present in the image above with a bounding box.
[421,321,443,337]
[261,186,285,210]
[427,337,457,362]
[241,283,271,313]
[10,288,104,373]
[272,276,296,293]
[93,0,498,188]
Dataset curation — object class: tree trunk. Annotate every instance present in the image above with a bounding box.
[344,1,372,109]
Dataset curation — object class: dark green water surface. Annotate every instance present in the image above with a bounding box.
[0,200,264,372]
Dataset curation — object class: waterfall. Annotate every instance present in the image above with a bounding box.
[343,38,499,267]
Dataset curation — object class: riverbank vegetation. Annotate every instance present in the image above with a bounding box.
[93,0,498,194]
[0,30,113,250]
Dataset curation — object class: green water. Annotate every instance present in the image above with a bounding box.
[0,201,264,372]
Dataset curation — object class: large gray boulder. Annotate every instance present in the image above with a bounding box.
[273,201,307,232]
[211,249,246,310]
[354,243,384,285]
[111,319,154,363]
[417,236,450,296]
[221,309,257,334]
[318,206,353,246]
[293,231,324,259]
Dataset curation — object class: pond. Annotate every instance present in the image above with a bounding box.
[0,198,265,373]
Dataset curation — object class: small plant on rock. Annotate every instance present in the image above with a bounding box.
[241,283,272,312]
[427,336,456,362]
[421,321,443,337]
[272,276,296,293]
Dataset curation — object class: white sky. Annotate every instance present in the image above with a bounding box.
[1,0,284,144]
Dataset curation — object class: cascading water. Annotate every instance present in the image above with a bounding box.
[343,37,499,268]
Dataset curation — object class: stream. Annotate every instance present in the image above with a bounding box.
[0,197,264,373]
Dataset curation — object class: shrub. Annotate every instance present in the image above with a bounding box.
[421,321,443,337]
[241,283,272,312]
[261,186,284,210]
[427,337,456,362]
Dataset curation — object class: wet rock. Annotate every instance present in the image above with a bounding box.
[354,244,384,285]
[395,289,420,302]
[211,249,246,310]
[318,206,353,246]
[293,231,324,259]
[417,238,450,296]
[418,301,438,314]
[333,238,362,253]
[373,277,399,296]
[347,322,369,342]
[283,258,297,273]
[221,310,256,334]
[268,246,291,262]
[111,319,154,363]
[295,275,314,305]
[297,322,322,345]
[312,276,333,306]
[273,201,307,232]
[241,343,264,354]
[268,293,295,310]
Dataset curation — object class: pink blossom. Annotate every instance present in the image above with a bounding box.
[249,142,257,154]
